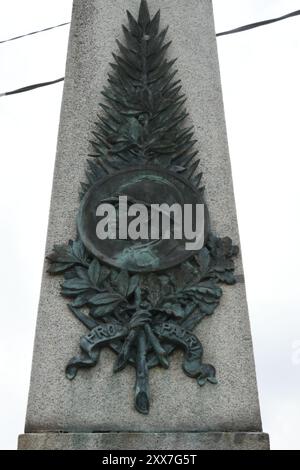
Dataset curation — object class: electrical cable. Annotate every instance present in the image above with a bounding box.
[0,22,70,44]
[216,9,300,37]
[1,9,300,97]
[0,77,64,97]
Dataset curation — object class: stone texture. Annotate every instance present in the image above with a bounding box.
[21,0,265,441]
[18,432,270,450]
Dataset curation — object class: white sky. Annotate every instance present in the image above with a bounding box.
[0,0,300,450]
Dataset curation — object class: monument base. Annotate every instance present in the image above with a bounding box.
[18,432,269,450]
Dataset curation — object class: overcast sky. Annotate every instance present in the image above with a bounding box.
[0,0,300,450]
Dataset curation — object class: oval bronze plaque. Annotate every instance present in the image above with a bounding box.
[77,167,209,272]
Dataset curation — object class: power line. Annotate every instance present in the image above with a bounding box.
[216,9,300,37]
[1,9,300,97]
[0,8,299,45]
[0,22,70,44]
[0,77,64,97]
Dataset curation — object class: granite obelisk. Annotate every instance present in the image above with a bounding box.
[19,0,269,450]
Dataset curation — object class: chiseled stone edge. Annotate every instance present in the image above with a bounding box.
[18,432,270,450]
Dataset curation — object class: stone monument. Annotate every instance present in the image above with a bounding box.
[18,0,269,450]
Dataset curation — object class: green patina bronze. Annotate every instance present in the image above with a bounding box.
[77,166,209,272]
[47,0,238,415]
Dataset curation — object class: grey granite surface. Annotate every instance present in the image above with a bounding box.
[22,0,264,436]
[18,432,270,450]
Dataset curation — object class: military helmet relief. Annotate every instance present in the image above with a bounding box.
[47,0,238,415]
